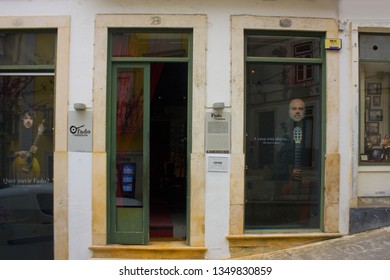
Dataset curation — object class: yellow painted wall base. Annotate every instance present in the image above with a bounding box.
[89,241,207,259]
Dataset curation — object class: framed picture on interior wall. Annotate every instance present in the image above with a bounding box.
[366,122,379,133]
[365,96,371,109]
[366,82,381,95]
[368,109,383,121]
[367,133,381,146]
[373,96,381,107]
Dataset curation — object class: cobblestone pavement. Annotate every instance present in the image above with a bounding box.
[243,226,390,260]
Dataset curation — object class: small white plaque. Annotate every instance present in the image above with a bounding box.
[208,156,229,172]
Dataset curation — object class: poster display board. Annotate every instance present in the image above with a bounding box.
[205,112,231,154]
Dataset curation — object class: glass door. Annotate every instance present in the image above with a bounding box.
[109,63,150,244]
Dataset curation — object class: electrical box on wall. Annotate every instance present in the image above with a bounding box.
[325,38,342,50]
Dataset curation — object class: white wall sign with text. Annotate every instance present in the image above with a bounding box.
[205,112,231,154]
[68,111,92,152]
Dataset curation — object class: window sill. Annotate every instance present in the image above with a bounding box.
[358,165,390,172]
[89,241,207,259]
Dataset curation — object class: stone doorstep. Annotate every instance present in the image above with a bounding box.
[89,241,207,259]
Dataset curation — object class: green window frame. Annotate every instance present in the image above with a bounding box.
[0,29,56,260]
[244,31,327,231]
[359,33,390,165]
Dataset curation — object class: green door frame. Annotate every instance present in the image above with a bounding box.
[108,63,150,244]
[106,29,193,245]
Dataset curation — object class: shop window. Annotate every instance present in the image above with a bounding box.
[245,32,324,230]
[0,30,56,259]
[359,34,390,163]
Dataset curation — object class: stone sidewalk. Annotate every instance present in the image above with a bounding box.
[241,226,390,260]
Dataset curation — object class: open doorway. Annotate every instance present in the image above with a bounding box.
[149,62,188,240]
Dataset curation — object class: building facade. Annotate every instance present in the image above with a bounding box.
[0,0,389,260]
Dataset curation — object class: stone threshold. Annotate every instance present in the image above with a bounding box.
[89,241,207,259]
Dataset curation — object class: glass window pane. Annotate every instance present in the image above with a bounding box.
[245,63,322,229]
[360,34,390,61]
[0,75,54,259]
[247,35,322,58]
[359,61,390,162]
[112,32,188,58]
[116,68,144,208]
[0,32,56,66]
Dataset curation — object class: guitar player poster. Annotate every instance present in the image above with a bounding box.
[262,98,313,182]
[11,110,46,181]
[245,97,320,229]
[0,75,54,187]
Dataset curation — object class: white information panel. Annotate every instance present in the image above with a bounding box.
[205,112,230,154]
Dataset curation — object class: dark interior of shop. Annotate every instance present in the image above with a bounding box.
[149,62,188,239]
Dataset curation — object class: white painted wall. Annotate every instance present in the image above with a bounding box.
[1,0,339,259]
[339,0,390,20]
[339,0,390,219]
[336,21,352,234]
[68,152,92,259]
[205,154,230,259]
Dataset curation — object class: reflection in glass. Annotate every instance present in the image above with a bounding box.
[0,75,54,259]
[246,35,321,58]
[0,32,56,66]
[111,32,189,58]
[245,62,322,229]
[116,68,144,208]
[112,32,188,57]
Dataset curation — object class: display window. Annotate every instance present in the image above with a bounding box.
[244,32,325,230]
[0,30,56,259]
[359,34,390,163]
